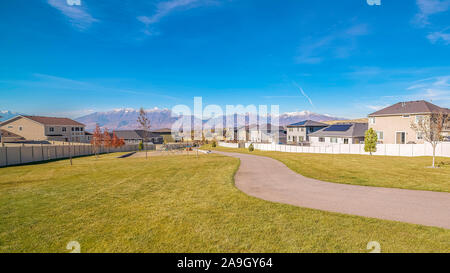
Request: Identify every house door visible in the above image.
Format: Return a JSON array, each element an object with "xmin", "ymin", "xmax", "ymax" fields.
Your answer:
[{"xmin": 396, "ymin": 132, "xmax": 406, "ymax": 144}]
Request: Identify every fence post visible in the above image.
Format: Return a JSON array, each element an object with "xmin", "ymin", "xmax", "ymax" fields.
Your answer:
[{"xmin": 5, "ymin": 146, "xmax": 8, "ymax": 166}]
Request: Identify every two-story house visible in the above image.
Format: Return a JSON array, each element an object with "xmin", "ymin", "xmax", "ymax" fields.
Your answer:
[
  {"xmin": 286, "ymin": 120, "xmax": 328, "ymax": 144},
  {"xmin": 0, "ymin": 115, "xmax": 90, "ymax": 143},
  {"xmin": 368, "ymin": 100, "xmax": 450, "ymax": 144},
  {"xmin": 249, "ymin": 124, "xmax": 286, "ymax": 144}
]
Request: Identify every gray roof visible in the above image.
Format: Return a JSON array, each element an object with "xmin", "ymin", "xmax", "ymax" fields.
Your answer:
[
  {"xmin": 113, "ymin": 130, "xmax": 160, "ymax": 140},
  {"xmin": 368, "ymin": 100, "xmax": 450, "ymax": 117},
  {"xmin": 309, "ymin": 123, "xmax": 368, "ymax": 138},
  {"xmin": 287, "ymin": 120, "xmax": 328, "ymax": 127}
]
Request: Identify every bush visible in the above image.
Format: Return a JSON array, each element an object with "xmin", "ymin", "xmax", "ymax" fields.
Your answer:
[
  {"xmin": 248, "ymin": 143, "xmax": 254, "ymax": 152},
  {"xmin": 138, "ymin": 141, "xmax": 144, "ymax": 151},
  {"xmin": 212, "ymin": 141, "xmax": 217, "ymax": 148}
]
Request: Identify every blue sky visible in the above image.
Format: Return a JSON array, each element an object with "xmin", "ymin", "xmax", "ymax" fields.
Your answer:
[{"xmin": 0, "ymin": 0, "xmax": 449, "ymax": 118}]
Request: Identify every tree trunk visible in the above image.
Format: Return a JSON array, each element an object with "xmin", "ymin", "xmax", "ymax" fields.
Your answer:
[{"xmin": 432, "ymin": 144, "xmax": 436, "ymax": 168}]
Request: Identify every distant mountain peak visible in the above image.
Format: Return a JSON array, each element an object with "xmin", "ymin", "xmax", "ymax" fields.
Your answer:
[{"xmin": 76, "ymin": 108, "xmax": 344, "ymax": 130}]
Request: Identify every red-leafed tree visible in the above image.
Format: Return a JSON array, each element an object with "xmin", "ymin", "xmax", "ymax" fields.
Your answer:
[
  {"xmin": 103, "ymin": 128, "xmax": 112, "ymax": 153},
  {"xmin": 118, "ymin": 138, "xmax": 125, "ymax": 147},
  {"xmin": 111, "ymin": 131, "xmax": 120, "ymax": 148},
  {"xmin": 91, "ymin": 124, "xmax": 103, "ymax": 158}
]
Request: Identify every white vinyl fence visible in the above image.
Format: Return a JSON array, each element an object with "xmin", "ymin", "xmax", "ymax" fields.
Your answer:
[
  {"xmin": 0, "ymin": 144, "xmax": 140, "ymax": 167},
  {"xmin": 219, "ymin": 142, "xmax": 240, "ymax": 149},
  {"xmin": 243, "ymin": 142, "xmax": 450, "ymax": 157}
]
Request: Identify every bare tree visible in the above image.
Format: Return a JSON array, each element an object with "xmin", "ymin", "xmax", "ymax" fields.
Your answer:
[
  {"xmin": 411, "ymin": 112, "xmax": 449, "ymax": 168},
  {"xmin": 137, "ymin": 107, "xmax": 151, "ymax": 159}
]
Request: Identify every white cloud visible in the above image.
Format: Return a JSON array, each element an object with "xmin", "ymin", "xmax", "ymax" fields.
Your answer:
[
  {"xmin": 137, "ymin": 0, "xmax": 214, "ymax": 35},
  {"xmin": 407, "ymin": 75, "xmax": 450, "ymax": 102},
  {"xmin": 47, "ymin": 0, "xmax": 98, "ymax": 30},
  {"xmin": 414, "ymin": 0, "xmax": 450, "ymax": 26},
  {"xmin": 427, "ymin": 29, "xmax": 450, "ymax": 44}
]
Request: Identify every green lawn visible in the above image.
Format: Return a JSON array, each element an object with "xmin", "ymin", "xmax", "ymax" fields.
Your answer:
[
  {"xmin": 0, "ymin": 153, "xmax": 449, "ymax": 253},
  {"xmin": 204, "ymin": 145, "xmax": 450, "ymax": 193}
]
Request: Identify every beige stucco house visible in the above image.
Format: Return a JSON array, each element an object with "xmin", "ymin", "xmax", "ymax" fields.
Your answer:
[
  {"xmin": 0, "ymin": 115, "xmax": 90, "ymax": 143},
  {"xmin": 368, "ymin": 101, "xmax": 450, "ymax": 144}
]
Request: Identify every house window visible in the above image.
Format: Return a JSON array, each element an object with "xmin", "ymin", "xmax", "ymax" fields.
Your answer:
[
  {"xmin": 376, "ymin": 131, "xmax": 384, "ymax": 140},
  {"xmin": 344, "ymin": 138, "xmax": 349, "ymax": 144},
  {"xmin": 49, "ymin": 127, "xmax": 54, "ymax": 132},
  {"xmin": 75, "ymin": 127, "xmax": 80, "ymax": 131},
  {"xmin": 8, "ymin": 125, "xmax": 13, "ymax": 129},
  {"xmin": 417, "ymin": 132, "xmax": 424, "ymax": 140},
  {"xmin": 289, "ymin": 128, "xmax": 293, "ymax": 132},
  {"xmin": 319, "ymin": 137, "xmax": 325, "ymax": 143},
  {"xmin": 299, "ymin": 136, "xmax": 304, "ymax": 142},
  {"xmin": 71, "ymin": 127, "xmax": 74, "ymax": 131},
  {"xmin": 19, "ymin": 126, "xmax": 23, "ymax": 131},
  {"xmin": 80, "ymin": 127, "xmax": 84, "ymax": 132},
  {"xmin": 330, "ymin": 137, "xmax": 338, "ymax": 143},
  {"xmin": 415, "ymin": 115, "xmax": 424, "ymax": 124},
  {"xmin": 369, "ymin": 117, "xmax": 376, "ymax": 124},
  {"xmin": 403, "ymin": 115, "xmax": 410, "ymax": 118},
  {"xmin": 62, "ymin": 127, "xmax": 66, "ymax": 132}
]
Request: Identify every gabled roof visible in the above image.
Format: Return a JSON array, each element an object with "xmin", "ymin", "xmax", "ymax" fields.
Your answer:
[
  {"xmin": 151, "ymin": 128, "xmax": 172, "ymax": 134},
  {"xmin": 113, "ymin": 130, "xmax": 161, "ymax": 139},
  {"xmin": 368, "ymin": 100, "xmax": 450, "ymax": 117},
  {"xmin": 0, "ymin": 129, "xmax": 24, "ymax": 139},
  {"xmin": 309, "ymin": 123, "xmax": 368, "ymax": 138},
  {"xmin": 0, "ymin": 115, "xmax": 85, "ymax": 126},
  {"xmin": 287, "ymin": 120, "xmax": 328, "ymax": 127}
]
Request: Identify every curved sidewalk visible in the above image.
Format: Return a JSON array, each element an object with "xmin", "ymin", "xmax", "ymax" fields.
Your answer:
[{"xmin": 214, "ymin": 151, "xmax": 450, "ymax": 229}]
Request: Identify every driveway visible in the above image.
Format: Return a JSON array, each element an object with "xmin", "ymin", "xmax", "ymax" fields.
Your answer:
[{"xmin": 213, "ymin": 151, "xmax": 450, "ymax": 229}]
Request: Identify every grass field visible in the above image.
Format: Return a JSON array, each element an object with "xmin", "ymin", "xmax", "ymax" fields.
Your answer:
[
  {"xmin": 0, "ymin": 153, "xmax": 449, "ymax": 253},
  {"xmin": 204, "ymin": 145, "xmax": 450, "ymax": 193}
]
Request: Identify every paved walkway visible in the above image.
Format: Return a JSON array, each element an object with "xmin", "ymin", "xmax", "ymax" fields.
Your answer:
[{"xmin": 214, "ymin": 151, "xmax": 450, "ymax": 229}]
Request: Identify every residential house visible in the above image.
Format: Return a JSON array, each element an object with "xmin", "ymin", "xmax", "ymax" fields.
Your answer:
[
  {"xmin": 237, "ymin": 126, "xmax": 250, "ymax": 142},
  {"xmin": 368, "ymin": 100, "xmax": 450, "ymax": 144},
  {"xmin": 309, "ymin": 123, "xmax": 368, "ymax": 145},
  {"xmin": 151, "ymin": 128, "xmax": 175, "ymax": 143},
  {"xmin": 249, "ymin": 124, "xmax": 286, "ymax": 144},
  {"xmin": 0, "ymin": 115, "xmax": 90, "ymax": 143},
  {"xmin": 286, "ymin": 120, "xmax": 328, "ymax": 144},
  {"xmin": 113, "ymin": 130, "xmax": 163, "ymax": 145}
]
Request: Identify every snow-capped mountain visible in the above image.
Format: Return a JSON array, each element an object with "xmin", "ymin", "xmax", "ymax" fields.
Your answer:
[
  {"xmin": 0, "ymin": 111, "xmax": 22, "ymax": 122},
  {"xmin": 76, "ymin": 108, "xmax": 344, "ymax": 130},
  {"xmin": 76, "ymin": 108, "xmax": 179, "ymax": 130}
]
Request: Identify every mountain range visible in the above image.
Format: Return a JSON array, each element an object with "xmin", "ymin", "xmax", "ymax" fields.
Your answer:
[
  {"xmin": 76, "ymin": 108, "xmax": 344, "ymax": 130},
  {"xmin": 0, "ymin": 108, "xmax": 345, "ymax": 130},
  {"xmin": 0, "ymin": 111, "xmax": 22, "ymax": 122}
]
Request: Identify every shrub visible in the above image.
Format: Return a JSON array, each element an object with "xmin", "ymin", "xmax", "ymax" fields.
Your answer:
[
  {"xmin": 212, "ymin": 141, "xmax": 217, "ymax": 148},
  {"xmin": 364, "ymin": 128, "xmax": 378, "ymax": 155},
  {"xmin": 138, "ymin": 141, "xmax": 144, "ymax": 151},
  {"xmin": 248, "ymin": 143, "xmax": 254, "ymax": 152}
]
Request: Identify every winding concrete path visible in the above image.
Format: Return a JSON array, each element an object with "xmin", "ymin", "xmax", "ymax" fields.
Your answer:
[{"xmin": 214, "ymin": 151, "xmax": 450, "ymax": 229}]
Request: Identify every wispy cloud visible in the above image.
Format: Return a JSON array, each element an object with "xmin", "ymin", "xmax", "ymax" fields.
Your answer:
[
  {"xmin": 293, "ymin": 82, "xmax": 314, "ymax": 107},
  {"xmin": 414, "ymin": 0, "xmax": 450, "ymax": 27},
  {"xmin": 47, "ymin": 0, "xmax": 98, "ymax": 30},
  {"xmin": 427, "ymin": 28, "xmax": 450, "ymax": 44},
  {"xmin": 1, "ymin": 73, "xmax": 179, "ymax": 100},
  {"xmin": 296, "ymin": 24, "xmax": 369, "ymax": 64},
  {"xmin": 137, "ymin": 0, "xmax": 215, "ymax": 35}
]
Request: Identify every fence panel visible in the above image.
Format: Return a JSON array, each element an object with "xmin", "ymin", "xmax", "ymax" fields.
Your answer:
[{"xmin": 238, "ymin": 142, "xmax": 450, "ymax": 157}]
